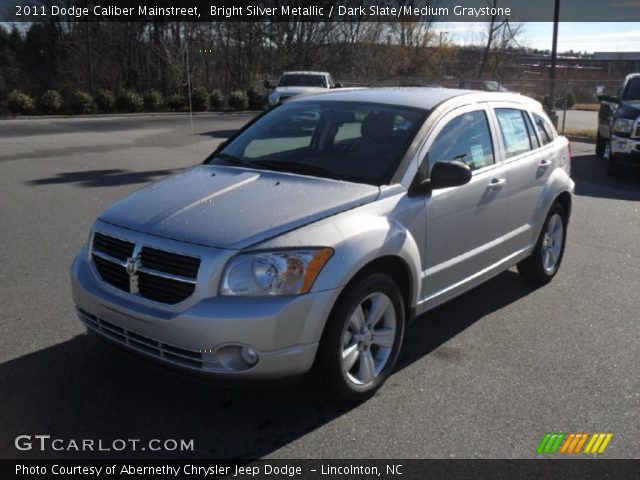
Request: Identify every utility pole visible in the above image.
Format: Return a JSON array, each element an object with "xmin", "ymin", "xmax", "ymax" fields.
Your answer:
[
  {"xmin": 548, "ymin": 0, "xmax": 560, "ymax": 125},
  {"xmin": 84, "ymin": 0, "xmax": 94, "ymax": 94}
]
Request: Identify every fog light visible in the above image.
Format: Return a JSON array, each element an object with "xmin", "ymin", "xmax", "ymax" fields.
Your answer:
[{"xmin": 240, "ymin": 346, "xmax": 259, "ymax": 366}]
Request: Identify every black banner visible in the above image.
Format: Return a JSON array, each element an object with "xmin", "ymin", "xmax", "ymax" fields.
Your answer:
[
  {"xmin": 3, "ymin": 459, "xmax": 640, "ymax": 480},
  {"xmin": 1, "ymin": 0, "xmax": 640, "ymax": 22}
]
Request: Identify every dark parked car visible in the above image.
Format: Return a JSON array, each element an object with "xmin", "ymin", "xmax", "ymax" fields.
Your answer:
[{"xmin": 596, "ymin": 73, "xmax": 640, "ymax": 176}]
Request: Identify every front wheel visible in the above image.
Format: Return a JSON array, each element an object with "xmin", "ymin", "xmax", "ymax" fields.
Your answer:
[
  {"xmin": 517, "ymin": 203, "xmax": 568, "ymax": 284},
  {"xmin": 595, "ymin": 133, "xmax": 606, "ymax": 159},
  {"xmin": 313, "ymin": 273, "xmax": 405, "ymax": 402}
]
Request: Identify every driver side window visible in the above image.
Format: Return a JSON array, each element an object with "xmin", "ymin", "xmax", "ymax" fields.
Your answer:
[{"xmin": 429, "ymin": 110, "xmax": 495, "ymax": 171}]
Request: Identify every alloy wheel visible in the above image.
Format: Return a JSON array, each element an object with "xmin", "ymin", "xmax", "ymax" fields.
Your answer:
[
  {"xmin": 541, "ymin": 213, "xmax": 564, "ymax": 274},
  {"xmin": 340, "ymin": 292, "xmax": 397, "ymax": 387}
]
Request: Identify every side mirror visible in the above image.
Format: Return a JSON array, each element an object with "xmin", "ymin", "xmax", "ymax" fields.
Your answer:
[
  {"xmin": 333, "ymin": 83, "xmax": 343, "ymax": 89},
  {"xmin": 263, "ymin": 79, "xmax": 274, "ymax": 89},
  {"xmin": 430, "ymin": 161, "xmax": 472, "ymax": 189},
  {"xmin": 598, "ymin": 95, "xmax": 619, "ymax": 103},
  {"xmin": 410, "ymin": 160, "xmax": 472, "ymax": 195}
]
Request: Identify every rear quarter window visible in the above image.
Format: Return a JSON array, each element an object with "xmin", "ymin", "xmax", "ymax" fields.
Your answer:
[
  {"xmin": 495, "ymin": 108, "xmax": 534, "ymax": 158},
  {"xmin": 532, "ymin": 112, "xmax": 555, "ymax": 145}
]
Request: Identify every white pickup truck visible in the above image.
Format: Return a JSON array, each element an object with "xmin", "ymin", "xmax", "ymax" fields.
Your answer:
[{"xmin": 266, "ymin": 71, "xmax": 341, "ymax": 106}]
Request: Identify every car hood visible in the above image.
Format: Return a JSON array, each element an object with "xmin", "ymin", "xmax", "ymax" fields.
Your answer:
[
  {"xmin": 275, "ymin": 86, "xmax": 327, "ymax": 95},
  {"xmin": 98, "ymin": 165, "xmax": 379, "ymax": 249},
  {"xmin": 617, "ymin": 101, "xmax": 640, "ymax": 118}
]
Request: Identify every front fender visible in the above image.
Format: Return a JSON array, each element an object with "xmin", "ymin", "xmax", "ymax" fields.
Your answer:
[{"xmin": 257, "ymin": 193, "xmax": 424, "ymax": 308}]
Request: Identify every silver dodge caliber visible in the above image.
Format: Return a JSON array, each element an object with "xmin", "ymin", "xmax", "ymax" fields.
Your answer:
[{"xmin": 71, "ymin": 88, "xmax": 574, "ymax": 401}]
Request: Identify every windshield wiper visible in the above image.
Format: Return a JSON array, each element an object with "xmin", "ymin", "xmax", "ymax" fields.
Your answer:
[
  {"xmin": 210, "ymin": 153, "xmax": 248, "ymax": 167},
  {"xmin": 248, "ymin": 159, "xmax": 343, "ymax": 181}
]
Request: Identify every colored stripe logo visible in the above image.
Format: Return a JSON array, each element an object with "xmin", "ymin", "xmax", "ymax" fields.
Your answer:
[{"xmin": 536, "ymin": 433, "xmax": 613, "ymax": 454}]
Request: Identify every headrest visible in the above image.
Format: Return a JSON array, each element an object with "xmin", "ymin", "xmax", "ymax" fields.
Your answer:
[{"xmin": 361, "ymin": 112, "xmax": 394, "ymax": 141}]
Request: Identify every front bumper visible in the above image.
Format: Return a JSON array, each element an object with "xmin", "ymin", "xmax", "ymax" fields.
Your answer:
[
  {"xmin": 610, "ymin": 134, "xmax": 640, "ymax": 163},
  {"xmin": 71, "ymin": 246, "xmax": 341, "ymax": 380}
]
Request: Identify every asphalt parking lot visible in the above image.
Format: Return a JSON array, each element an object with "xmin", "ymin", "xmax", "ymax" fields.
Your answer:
[{"xmin": 0, "ymin": 113, "xmax": 638, "ymax": 459}]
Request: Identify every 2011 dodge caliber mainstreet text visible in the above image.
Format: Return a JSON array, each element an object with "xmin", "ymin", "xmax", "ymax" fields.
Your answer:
[{"xmin": 71, "ymin": 88, "xmax": 574, "ymax": 401}]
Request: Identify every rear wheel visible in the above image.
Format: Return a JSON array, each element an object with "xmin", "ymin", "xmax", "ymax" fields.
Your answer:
[
  {"xmin": 313, "ymin": 273, "xmax": 405, "ymax": 402},
  {"xmin": 517, "ymin": 203, "xmax": 568, "ymax": 284}
]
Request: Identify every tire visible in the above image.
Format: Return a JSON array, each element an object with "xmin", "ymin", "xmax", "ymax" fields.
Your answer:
[
  {"xmin": 595, "ymin": 133, "xmax": 606, "ymax": 159},
  {"xmin": 517, "ymin": 203, "xmax": 568, "ymax": 285},
  {"xmin": 313, "ymin": 273, "xmax": 405, "ymax": 403}
]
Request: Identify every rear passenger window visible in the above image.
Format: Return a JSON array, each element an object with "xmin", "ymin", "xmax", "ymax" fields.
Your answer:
[
  {"xmin": 429, "ymin": 110, "xmax": 494, "ymax": 171},
  {"xmin": 533, "ymin": 113, "xmax": 554, "ymax": 145},
  {"xmin": 495, "ymin": 108, "xmax": 533, "ymax": 158}
]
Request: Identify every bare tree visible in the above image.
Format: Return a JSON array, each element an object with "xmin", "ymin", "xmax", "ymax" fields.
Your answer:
[{"xmin": 477, "ymin": 0, "xmax": 523, "ymax": 77}]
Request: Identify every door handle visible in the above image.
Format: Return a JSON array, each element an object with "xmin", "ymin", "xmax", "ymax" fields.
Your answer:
[
  {"xmin": 539, "ymin": 159, "xmax": 551, "ymax": 167},
  {"xmin": 488, "ymin": 178, "xmax": 506, "ymax": 189}
]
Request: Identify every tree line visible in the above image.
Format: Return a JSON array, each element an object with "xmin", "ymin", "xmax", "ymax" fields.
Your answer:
[{"xmin": 0, "ymin": 11, "xmax": 523, "ymax": 114}]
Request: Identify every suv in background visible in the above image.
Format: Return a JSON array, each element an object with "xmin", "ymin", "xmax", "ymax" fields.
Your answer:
[
  {"xmin": 596, "ymin": 73, "xmax": 640, "ymax": 176},
  {"xmin": 266, "ymin": 71, "xmax": 340, "ymax": 106}
]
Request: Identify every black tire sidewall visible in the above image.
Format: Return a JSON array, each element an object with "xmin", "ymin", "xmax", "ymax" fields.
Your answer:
[{"xmin": 595, "ymin": 134, "xmax": 605, "ymax": 158}]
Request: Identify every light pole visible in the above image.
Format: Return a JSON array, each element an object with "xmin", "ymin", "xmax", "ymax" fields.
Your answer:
[{"xmin": 548, "ymin": 0, "xmax": 560, "ymax": 125}]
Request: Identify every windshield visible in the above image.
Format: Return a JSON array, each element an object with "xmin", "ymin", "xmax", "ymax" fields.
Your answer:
[
  {"xmin": 206, "ymin": 101, "xmax": 428, "ymax": 185},
  {"xmin": 622, "ymin": 78, "xmax": 640, "ymax": 101},
  {"xmin": 278, "ymin": 74, "xmax": 327, "ymax": 88}
]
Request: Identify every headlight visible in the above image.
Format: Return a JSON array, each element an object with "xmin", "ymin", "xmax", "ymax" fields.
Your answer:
[
  {"xmin": 613, "ymin": 118, "xmax": 634, "ymax": 134},
  {"xmin": 221, "ymin": 248, "xmax": 333, "ymax": 296}
]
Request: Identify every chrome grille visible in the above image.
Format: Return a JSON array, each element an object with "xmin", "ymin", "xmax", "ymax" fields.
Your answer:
[
  {"xmin": 137, "ymin": 271, "xmax": 196, "ymax": 304},
  {"xmin": 91, "ymin": 231, "xmax": 200, "ymax": 305},
  {"xmin": 92, "ymin": 254, "xmax": 129, "ymax": 292},
  {"xmin": 140, "ymin": 246, "xmax": 199, "ymax": 278},
  {"xmin": 93, "ymin": 231, "xmax": 134, "ymax": 260},
  {"xmin": 77, "ymin": 308, "xmax": 205, "ymax": 370}
]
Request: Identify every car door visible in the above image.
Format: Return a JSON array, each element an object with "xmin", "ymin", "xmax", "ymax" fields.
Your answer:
[
  {"xmin": 491, "ymin": 106, "xmax": 556, "ymax": 254},
  {"xmin": 418, "ymin": 104, "xmax": 511, "ymax": 308}
]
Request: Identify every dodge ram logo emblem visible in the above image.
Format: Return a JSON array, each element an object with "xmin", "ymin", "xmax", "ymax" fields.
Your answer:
[
  {"xmin": 125, "ymin": 255, "xmax": 141, "ymax": 293},
  {"xmin": 125, "ymin": 255, "xmax": 141, "ymax": 275}
]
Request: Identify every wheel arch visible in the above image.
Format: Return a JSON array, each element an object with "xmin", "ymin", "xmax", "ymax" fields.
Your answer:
[
  {"xmin": 555, "ymin": 190, "xmax": 572, "ymax": 219},
  {"xmin": 319, "ymin": 254, "xmax": 416, "ymax": 349},
  {"xmin": 343, "ymin": 255, "xmax": 414, "ymax": 322},
  {"xmin": 532, "ymin": 165, "xmax": 574, "ymax": 240}
]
